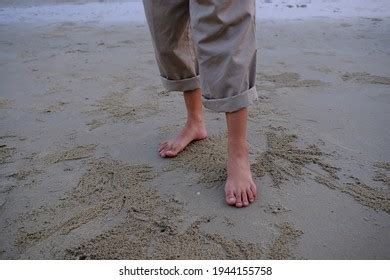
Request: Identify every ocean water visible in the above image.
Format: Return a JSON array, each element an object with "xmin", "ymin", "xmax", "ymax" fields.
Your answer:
[{"xmin": 0, "ymin": 0, "xmax": 389, "ymax": 24}]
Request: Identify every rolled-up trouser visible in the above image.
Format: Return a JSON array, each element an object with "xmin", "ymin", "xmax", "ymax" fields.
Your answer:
[{"xmin": 142, "ymin": 0, "xmax": 258, "ymax": 113}]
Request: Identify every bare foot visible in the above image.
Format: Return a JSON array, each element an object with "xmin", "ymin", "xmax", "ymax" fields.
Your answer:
[
  {"xmin": 159, "ymin": 121, "xmax": 207, "ymax": 157},
  {"xmin": 224, "ymin": 147, "xmax": 257, "ymax": 208}
]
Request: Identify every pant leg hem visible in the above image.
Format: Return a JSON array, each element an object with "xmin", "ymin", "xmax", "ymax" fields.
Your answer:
[
  {"xmin": 161, "ymin": 75, "xmax": 201, "ymax": 92},
  {"xmin": 202, "ymin": 86, "xmax": 258, "ymax": 113}
]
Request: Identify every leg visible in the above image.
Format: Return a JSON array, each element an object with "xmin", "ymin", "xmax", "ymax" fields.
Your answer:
[
  {"xmin": 225, "ymin": 107, "xmax": 257, "ymax": 207},
  {"xmin": 143, "ymin": 0, "xmax": 199, "ymax": 89},
  {"xmin": 143, "ymin": 0, "xmax": 208, "ymax": 157},
  {"xmin": 190, "ymin": 0, "xmax": 258, "ymax": 206},
  {"xmin": 159, "ymin": 88, "xmax": 207, "ymax": 157},
  {"xmin": 189, "ymin": 0, "xmax": 258, "ymax": 113}
]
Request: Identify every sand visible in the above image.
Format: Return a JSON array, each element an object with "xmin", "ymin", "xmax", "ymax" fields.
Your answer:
[
  {"xmin": 266, "ymin": 223, "xmax": 303, "ymax": 259},
  {"xmin": 0, "ymin": 145, "xmax": 15, "ymax": 164},
  {"xmin": 251, "ymin": 130, "xmax": 339, "ymax": 186},
  {"xmin": 373, "ymin": 162, "xmax": 390, "ymax": 187},
  {"xmin": 341, "ymin": 72, "xmax": 390, "ymax": 85},
  {"xmin": 256, "ymin": 72, "xmax": 328, "ymax": 91},
  {"xmin": 165, "ymin": 134, "xmax": 228, "ymax": 185},
  {"xmin": 43, "ymin": 144, "xmax": 97, "ymax": 164},
  {"xmin": 0, "ymin": 1, "xmax": 390, "ymax": 260}
]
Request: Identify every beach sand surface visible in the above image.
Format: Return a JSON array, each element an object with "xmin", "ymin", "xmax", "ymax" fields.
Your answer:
[{"xmin": 0, "ymin": 1, "xmax": 389, "ymax": 259}]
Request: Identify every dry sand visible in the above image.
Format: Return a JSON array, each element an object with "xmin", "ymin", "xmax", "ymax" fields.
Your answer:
[{"xmin": 0, "ymin": 5, "xmax": 390, "ymax": 259}]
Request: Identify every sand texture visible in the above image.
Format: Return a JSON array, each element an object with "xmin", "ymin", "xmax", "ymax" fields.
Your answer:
[{"xmin": 1, "ymin": 6, "xmax": 390, "ymax": 259}]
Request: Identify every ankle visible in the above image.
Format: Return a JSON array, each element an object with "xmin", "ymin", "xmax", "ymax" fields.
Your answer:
[
  {"xmin": 186, "ymin": 115, "xmax": 205, "ymax": 127},
  {"xmin": 228, "ymin": 141, "xmax": 249, "ymax": 158}
]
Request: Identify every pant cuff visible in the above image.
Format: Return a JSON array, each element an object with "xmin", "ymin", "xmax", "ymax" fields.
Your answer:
[
  {"xmin": 202, "ymin": 86, "xmax": 258, "ymax": 113},
  {"xmin": 161, "ymin": 75, "xmax": 201, "ymax": 92}
]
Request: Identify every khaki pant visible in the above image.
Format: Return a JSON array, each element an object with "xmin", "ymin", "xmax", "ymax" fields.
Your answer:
[{"xmin": 143, "ymin": 0, "xmax": 258, "ymax": 113}]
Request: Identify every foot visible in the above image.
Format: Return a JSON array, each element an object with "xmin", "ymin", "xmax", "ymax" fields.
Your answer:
[
  {"xmin": 224, "ymin": 146, "xmax": 257, "ymax": 208},
  {"xmin": 159, "ymin": 121, "xmax": 207, "ymax": 157}
]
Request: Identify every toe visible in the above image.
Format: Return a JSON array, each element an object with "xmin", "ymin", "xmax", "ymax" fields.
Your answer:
[
  {"xmin": 161, "ymin": 143, "xmax": 172, "ymax": 154},
  {"xmin": 164, "ymin": 150, "xmax": 178, "ymax": 157},
  {"xmin": 242, "ymin": 190, "xmax": 249, "ymax": 207},
  {"xmin": 250, "ymin": 183, "xmax": 257, "ymax": 198},
  {"xmin": 235, "ymin": 192, "xmax": 243, "ymax": 208},
  {"xmin": 247, "ymin": 188, "xmax": 255, "ymax": 203},
  {"xmin": 164, "ymin": 144, "xmax": 180, "ymax": 158},
  {"xmin": 225, "ymin": 189, "xmax": 236, "ymax": 205},
  {"xmin": 159, "ymin": 139, "xmax": 168, "ymax": 147},
  {"xmin": 159, "ymin": 142, "xmax": 168, "ymax": 152},
  {"xmin": 159, "ymin": 145, "xmax": 170, "ymax": 157}
]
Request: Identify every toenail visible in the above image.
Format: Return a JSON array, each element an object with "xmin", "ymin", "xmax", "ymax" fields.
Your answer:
[{"xmin": 227, "ymin": 197, "xmax": 235, "ymax": 205}]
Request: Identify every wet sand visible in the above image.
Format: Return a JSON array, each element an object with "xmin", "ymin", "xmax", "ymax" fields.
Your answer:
[{"xmin": 0, "ymin": 4, "xmax": 390, "ymax": 259}]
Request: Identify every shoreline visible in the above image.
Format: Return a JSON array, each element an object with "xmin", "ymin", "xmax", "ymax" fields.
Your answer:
[{"xmin": 1, "ymin": 0, "xmax": 390, "ymax": 26}]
